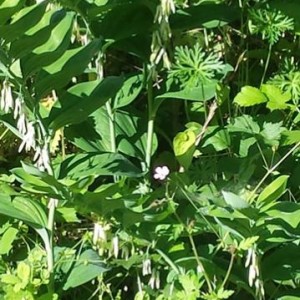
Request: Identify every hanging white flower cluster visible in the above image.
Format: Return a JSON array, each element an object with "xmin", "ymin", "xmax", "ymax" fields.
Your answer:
[
  {"xmin": 0, "ymin": 80, "xmax": 14, "ymax": 113},
  {"xmin": 148, "ymin": 268, "xmax": 160, "ymax": 289},
  {"xmin": 150, "ymin": 0, "xmax": 176, "ymax": 73},
  {"xmin": 0, "ymin": 80, "xmax": 51, "ymax": 172},
  {"xmin": 245, "ymin": 247, "xmax": 265, "ymax": 299},
  {"xmin": 0, "ymin": 80, "xmax": 35, "ymax": 152}
]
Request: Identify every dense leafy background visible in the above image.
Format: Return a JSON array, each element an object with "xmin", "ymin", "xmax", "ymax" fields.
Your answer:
[{"xmin": 1, "ymin": 0, "xmax": 300, "ymax": 299}]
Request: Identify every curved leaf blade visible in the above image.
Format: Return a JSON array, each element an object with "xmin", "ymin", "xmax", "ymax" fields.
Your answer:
[{"xmin": 48, "ymin": 76, "xmax": 123, "ymax": 130}]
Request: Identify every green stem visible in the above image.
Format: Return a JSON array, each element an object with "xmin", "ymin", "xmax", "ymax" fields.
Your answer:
[
  {"xmin": 221, "ymin": 252, "xmax": 235, "ymax": 289},
  {"xmin": 47, "ymin": 197, "xmax": 57, "ymax": 291},
  {"xmin": 106, "ymin": 101, "xmax": 118, "ymax": 182},
  {"xmin": 61, "ymin": 128, "xmax": 66, "ymax": 160},
  {"xmin": 248, "ymin": 141, "xmax": 300, "ymax": 202},
  {"xmin": 261, "ymin": 44, "xmax": 272, "ymax": 86},
  {"xmin": 174, "ymin": 212, "xmax": 213, "ymax": 293},
  {"xmin": 256, "ymin": 141, "xmax": 269, "ymax": 170},
  {"xmin": 145, "ymin": 77, "xmax": 154, "ymax": 171},
  {"xmin": 106, "ymin": 101, "xmax": 116, "ymax": 153},
  {"xmin": 0, "ymin": 128, "xmax": 9, "ymax": 141}
]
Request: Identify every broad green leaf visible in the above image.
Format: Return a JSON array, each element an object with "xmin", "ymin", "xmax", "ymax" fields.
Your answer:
[
  {"xmin": 259, "ymin": 121, "xmax": 284, "ymax": 146},
  {"xmin": 12, "ymin": 163, "xmax": 70, "ymax": 200},
  {"xmin": 173, "ymin": 130, "xmax": 196, "ymax": 170},
  {"xmin": 10, "ymin": 9, "xmax": 66, "ymax": 60},
  {"xmin": 0, "ymin": 194, "xmax": 47, "ymax": 228},
  {"xmin": 0, "ymin": 0, "xmax": 24, "ymax": 26},
  {"xmin": 113, "ymin": 74, "xmax": 143, "ymax": 109},
  {"xmin": 58, "ymin": 152, "xmax": 142, "ymax": 179},
  {"xmin": 56, "ymin": 207, "xmax": 80, "ymax": 223},
  {"xmin": 91, "ymin": 107, "xmax": 158, "ymax": 159},
  {"xmin": 234, "ymin": 86, "xmax": 267, "ymax": 107},
  {"xmin": 90, "ymin": 3, "xmax": 153, "ymax": 41},
  {"xmin": 113, "ymin": 254, "xmax": 144, "ymax": 271},
  {"xmin": 239, "ymin": 137, "xmax": 256, "ymax": 157},
  {"xmin": 34, "ymin": 39, "xmax": 101, "ymax": 98},
  {"xmin": 48, "ymin": 77, "xmax": 123, "ymax": 131},
  {"xmin": 0, "ymin": 1, "xmax": 47, "ymax": 42},
  {"xmin": 75, "ymin": 184, "xmax": 125, "ymax": 216},
  {"xmin": 227, "ymin": 115, "xmax": 260, "ymax": 135},
  {"xmin": 202, "ymin": 127, "xmax": 230, "ymax": 151},
  {"xmin": 278, "ymin": 296, "xmax": 300, "ymax": 300},
  {"xmin": 0, "ymin": 226, "xmax": 18, "ymax": 255},
  {"xmin": 64, "ymin": 120, "xmax": 104, "ymax": 152},
  {"xmin": 261, "ymin": 84, "xmax": 291, "ymax": 111},
  {"xmin": 69, "ymin": 176, "xmax": 94, "ymax": 193},
  {"xmin": 20, "ymin": 11, "xmax": 74, "ymax": 77},
  {"xmin": 265, "ymin": 202, "xmax": 300, "ymax": 229},
  {"xmin": 63, "ymin": 249, "xmax": 109, "ymax": 290},
  {"xmin": 222, "ymin": 191, "xmax": 250, "ymax": 209},
  {"xmin": 111, "ymin": 34, "xmax": 151, "ymax": 60},
  {"xmin": 157, "ymin": 82, "xmax": 216, "ymax": 102},
  {"xmin": 257, "ymin": 175, "xmax": 289, "ymax": 206},
  {"xmin": 262, "ymin": 244, "xmax": 300, "ymax": 281},
  {"xmin": 170, "ymin": 4, "xmax": 239, "ymax": 30}
]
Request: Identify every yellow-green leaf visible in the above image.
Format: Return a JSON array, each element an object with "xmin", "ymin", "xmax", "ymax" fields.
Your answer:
[
  {"xmin": 234, "ymin": 86, "xmax": 267, "ymax": 107},
  {"xmin": 257, "ymin": 175, "xmax": 289, "ymax": 206},
  {"xmin": 173, "ymin": 130, "xmax": 196, "ymax": 170},
  {"xmin": 261, "ymin": 84, "xmax": 291, "ymax": 111}
]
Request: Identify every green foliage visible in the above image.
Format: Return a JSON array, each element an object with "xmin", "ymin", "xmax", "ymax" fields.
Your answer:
[
  {"xmin": 248, "ymin": 6, "xmax": 294, "ymax": 45},
  {"xmin": 234, "ymin": 86, "xmax": 267, "ymax": 107},
  {"xmin": 168, "ymin": 43, "xmax": 226, "ymax": 87},
  {"xmin": 0, "ymin": 0, "xmax": 300, "ymax": 299}
]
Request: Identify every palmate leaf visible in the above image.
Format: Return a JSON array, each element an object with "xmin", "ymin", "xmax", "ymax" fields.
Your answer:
[
  {"xmin": 249, "ymin": 7, "xmax": 294, "ymax": 45},
  {"xmin": 270, "ymin": 0, "xmax": 300, "ymax": 34},
  {"xmin": 168, "ymin": 44, "xmax": 227, "ymax": 89}
]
